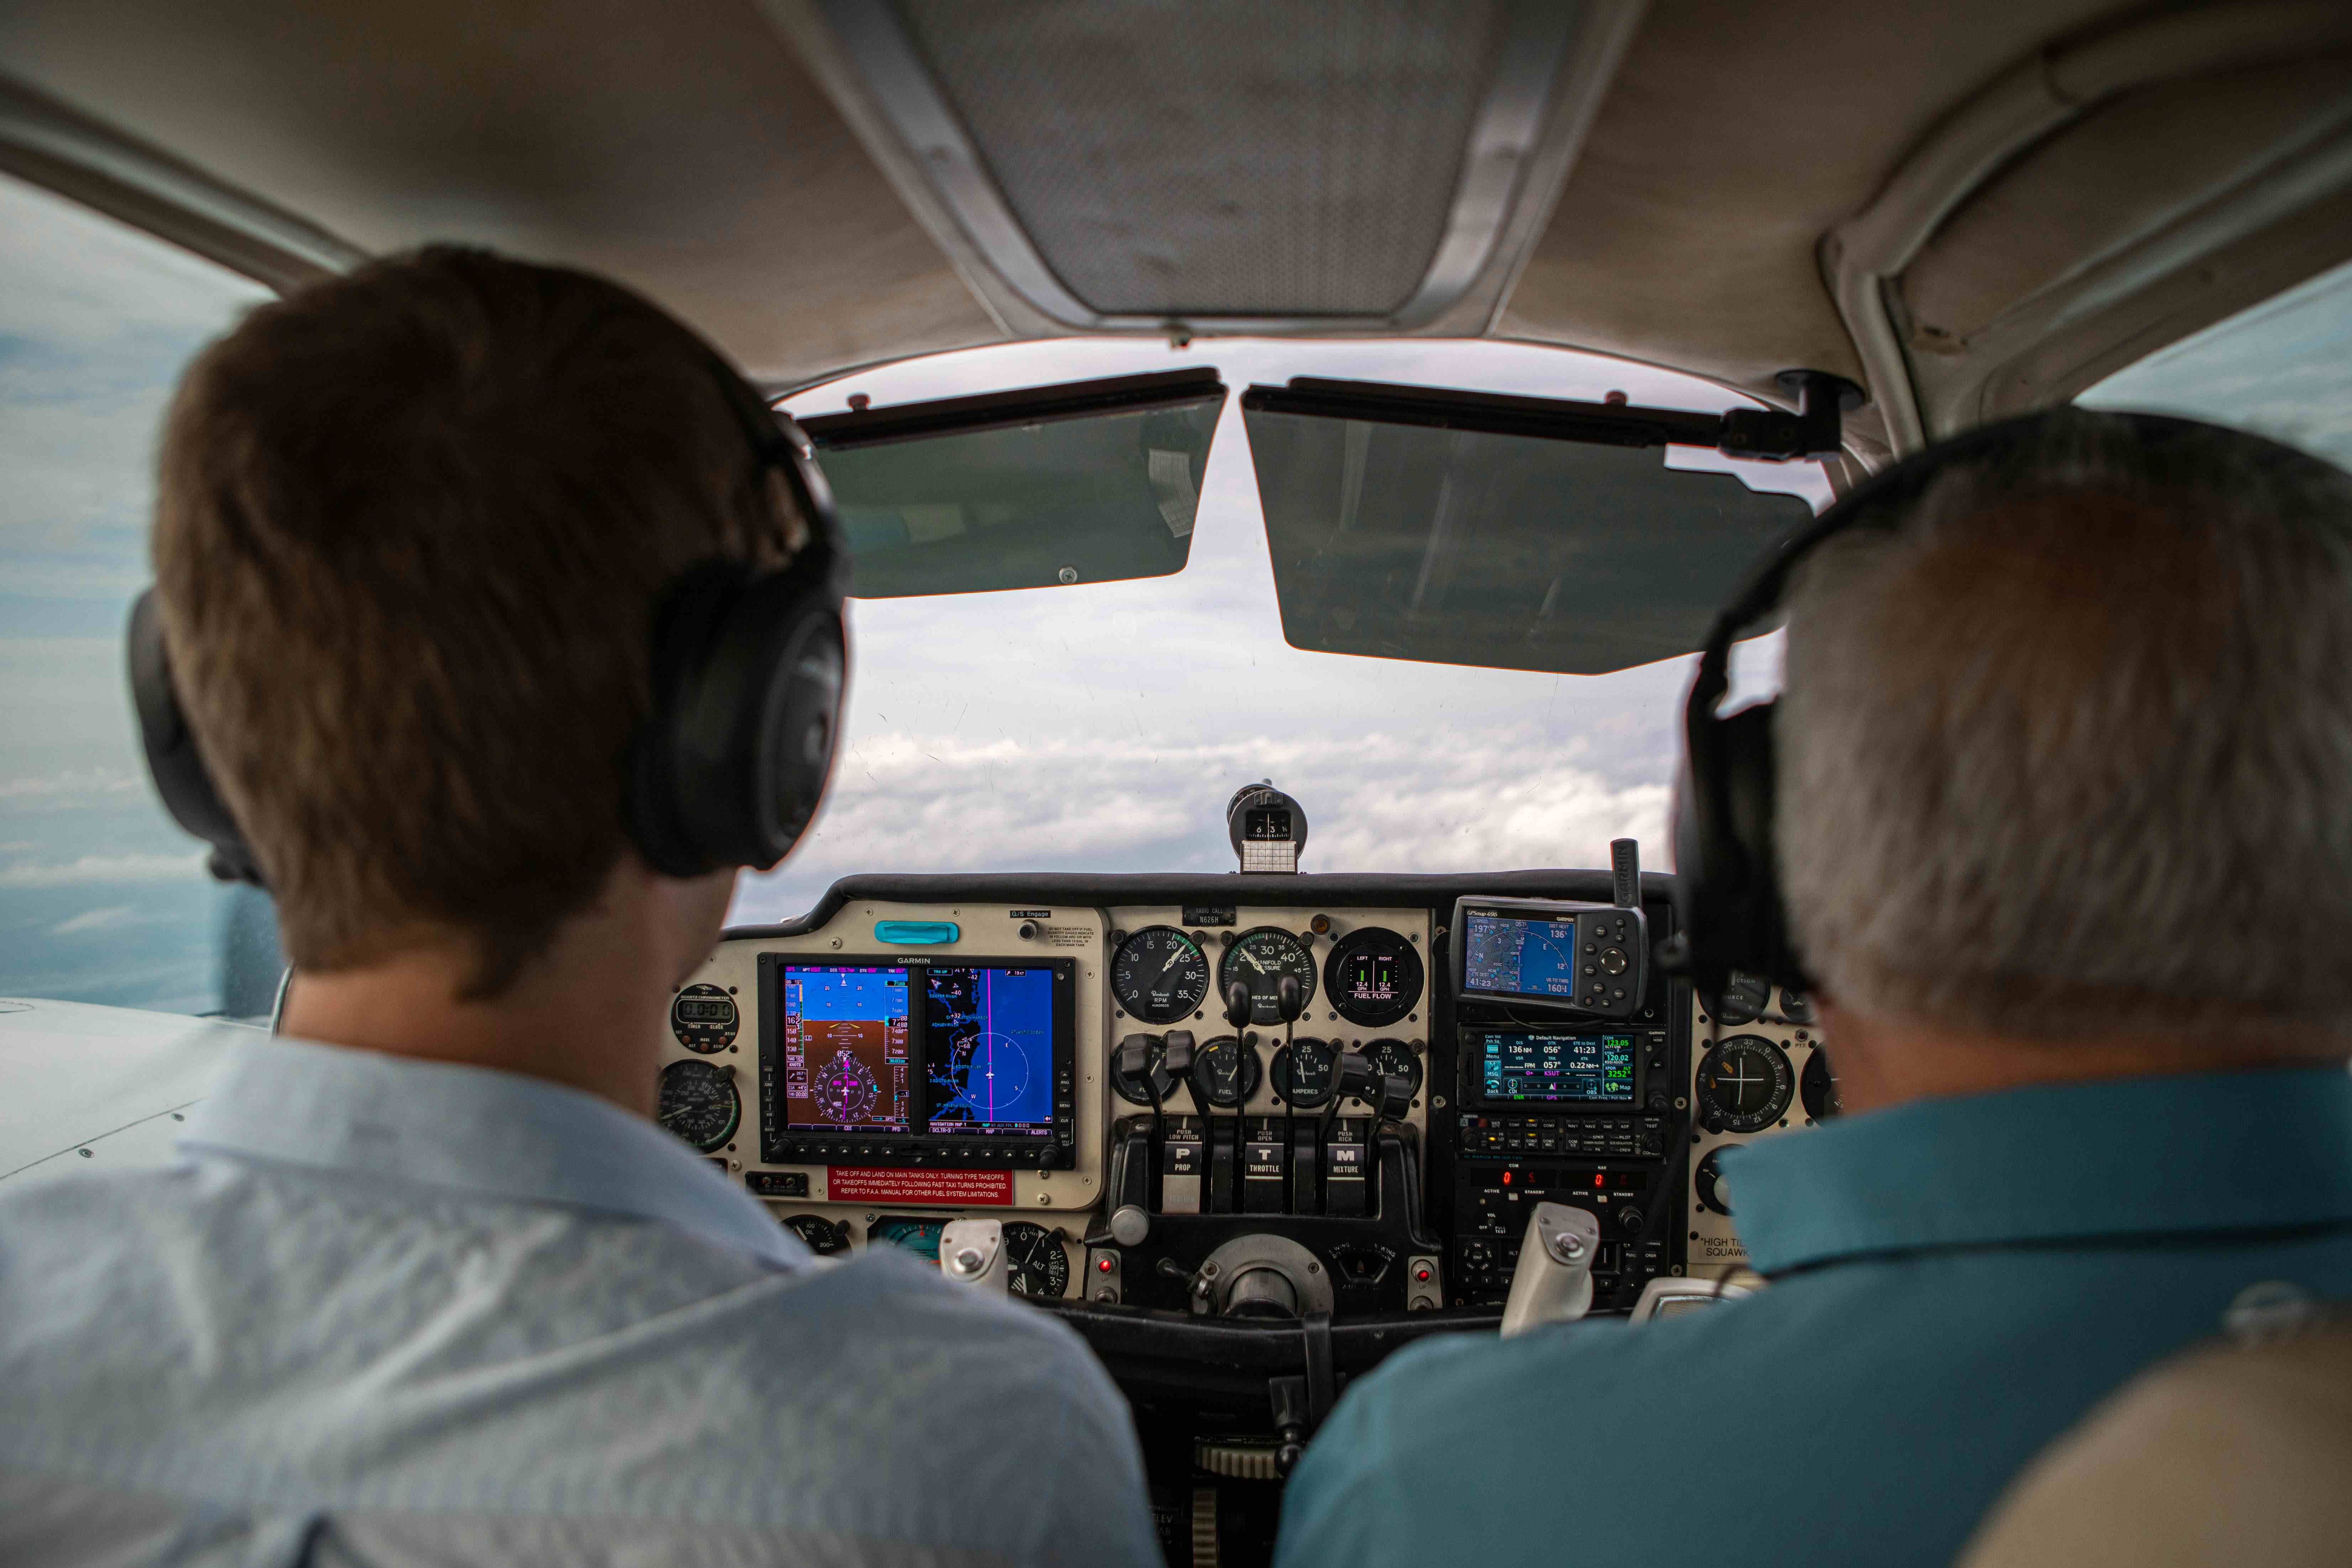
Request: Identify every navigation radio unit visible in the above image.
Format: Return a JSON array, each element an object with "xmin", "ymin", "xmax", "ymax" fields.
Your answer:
[{"xmin": 755, "ymin": 954, "xmax": 1077, "ymax": 1168}]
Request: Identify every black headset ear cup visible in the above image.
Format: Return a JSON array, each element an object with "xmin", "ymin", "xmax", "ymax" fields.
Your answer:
[
  {"xmin": 1671, "ymin": 698, "xmax": 1796, "ymax": 1004},
  {"xmin": 628, "ymin": 560, "xmax": 846, "ymax": 877},
  {"xmin": 125, "ymin": 590, "xmax": 265, "ymax": 886}
]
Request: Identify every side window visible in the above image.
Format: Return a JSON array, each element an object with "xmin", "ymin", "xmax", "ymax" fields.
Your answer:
[
  {"xmin": 0, "ymin": 175, "xmax": 279, "ymax": 1017},
  {"xmin": 2078, "ymin": 257, "xmax": 2352, "ymax": 469}
]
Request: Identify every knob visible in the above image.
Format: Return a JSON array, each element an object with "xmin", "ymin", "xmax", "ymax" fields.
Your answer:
[
  {"xmin": 1223, "ymin": 979, "xmax": 1253, "ymax": 1030},
  {"xmin": 1018, "ymin": 921, "xmax": 1038, "ymax": 940},
  {"xmin": 1110, "ymin": 1205, "xmax": 1150, "ymax": 1246},
  {"xmin": 1617, "ymin": 1206, "xmax": 1645, "ymax": 1235}
]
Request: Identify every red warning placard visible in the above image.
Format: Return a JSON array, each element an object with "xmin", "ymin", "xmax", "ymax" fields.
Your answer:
[{"xmin": 826, "ymin": 1167, "xmax": 1016, "ymax": 1206}]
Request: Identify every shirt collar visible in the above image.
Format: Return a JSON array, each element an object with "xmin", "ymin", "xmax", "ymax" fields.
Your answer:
[
  {"xmin": 181, "ymin": 1036, "xmax": 808, "ymax": 1271},
  {"xmin": 1725, "ymin": 1065, "xmax": 2352, "ymax": 1274}
]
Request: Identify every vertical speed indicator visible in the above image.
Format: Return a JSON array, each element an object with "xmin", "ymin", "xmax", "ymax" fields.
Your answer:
[{"xmin": 1110, "ymin": 926, "xmax": 1211, "ymax": 1023}]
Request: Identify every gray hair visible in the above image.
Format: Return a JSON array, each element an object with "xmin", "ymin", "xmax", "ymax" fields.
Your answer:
[{"xmin": 1778, "ymin": 410, "xmax": 2352, "ymax": 1039}]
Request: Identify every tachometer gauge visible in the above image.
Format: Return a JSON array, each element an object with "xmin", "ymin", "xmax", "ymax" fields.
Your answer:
[
  {"xmin": 1324, "ymin": 927, "xmax": 1423, "ymax": 1027},
  {"xmin": 1190, "ymin": 1034, "xmax": 1263, "ymax": 1108},
  {"xmin": 1002, "ymin": 1221, "xmax": 1070, "ymax": 1299},
  {"xmin": 1218, "ymin": 926, "xmax": 1317, "ymax": 1025},
  {"xmin": 1712, "ymin": 971, "xmax": 1770, "ymax": 1027},
  {"xmin": 1271, "ymin": 1037, "xmax": 1338, "ymax": 1108},
  {"xmin": 1110, "ymin": 926, "xmax": 1211, "ymax": 1023},
  {"xmin": 657, "ymin": 1059, "xmax": 740, "ymax": 1151},
  {"xmin": 1801, "ymin": 1048, "xmax": 1842, "ymax": 1121},
  {"xmin": 670, "ymin": 982, "xmax": 739, "ymax": 1053},
  {"xmin": 1362, "ymin": 1037, "xmax": 1424, "ymax": 1101},
  {"xmin": 1695, "ymin": 1035, "xmax": 1793, "ymax": 1133}
]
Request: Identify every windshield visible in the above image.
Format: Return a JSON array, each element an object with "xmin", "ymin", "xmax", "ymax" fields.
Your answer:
[
  {"xmin": 736, "ymin": 339, "xmax": 1827, "ymax": 925},
  {"xmin": 2078, "ymin": 256, "xmax": 2352, "ymax": 468},
  {"xmin": 0, "ymin": 175, "xmax": 274, "ymax": 1015}
]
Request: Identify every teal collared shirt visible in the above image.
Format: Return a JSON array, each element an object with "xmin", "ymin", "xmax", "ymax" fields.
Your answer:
[{"xmin": 1277, "ymin": 1067, "xmax": 2352, "ymax": 1568}]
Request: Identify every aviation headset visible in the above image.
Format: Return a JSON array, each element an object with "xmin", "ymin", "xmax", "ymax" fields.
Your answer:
[
  {"xmin": 127, "ymin": 348, "xmax": 849, "ymax": 887},
  {"xmin": 1669, "ymin": 408, "xmax": 2248, "ymax": 1010}
]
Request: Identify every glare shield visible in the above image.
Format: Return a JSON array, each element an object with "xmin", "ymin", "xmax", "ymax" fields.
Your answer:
[
  {"xmin": 1241, "ymin": 379, "xmax": 1819, "ymax": 675},
  {"xmin": 799, "ymin": 369, "xmax": 1225, "ymax": 598}
]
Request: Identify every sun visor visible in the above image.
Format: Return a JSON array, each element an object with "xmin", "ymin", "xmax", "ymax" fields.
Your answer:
[
  {"xmin": 1240, "ymin": 378, "xmax": 1824, "ymax": 675},
  {"xmin": 798, "ymin": 369, "xmax": 1225, "ymax": 598}
]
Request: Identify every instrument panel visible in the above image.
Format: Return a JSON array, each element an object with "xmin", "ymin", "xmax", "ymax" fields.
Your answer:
[
  {"xmin": 1686, "ymin": 973, "xmax": 1835, "ymax": 1277},
  {"xmin": 662, "ymin": 890, "xmax": 1438, "ymax": 1301}
]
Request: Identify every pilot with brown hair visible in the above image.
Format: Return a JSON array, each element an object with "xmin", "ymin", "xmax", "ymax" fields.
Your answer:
[
  {"xmin": 1276, "ymin": 409, "xmax": 2352, "ymax": 1567},
  {"xmin": 0, "ymin": 248, "xmax": 1158, "ymax": 1567}
]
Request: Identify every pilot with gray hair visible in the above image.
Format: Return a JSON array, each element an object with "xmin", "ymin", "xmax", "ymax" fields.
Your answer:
[{"xmin": 1276, "ymin": 408, "xmax": 2352, "ymax": 1568}]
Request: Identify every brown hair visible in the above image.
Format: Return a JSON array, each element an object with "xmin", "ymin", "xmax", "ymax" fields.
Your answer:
[{"xmin": 154, "ymin": 246, "xmax": 802, "ymax": 994}]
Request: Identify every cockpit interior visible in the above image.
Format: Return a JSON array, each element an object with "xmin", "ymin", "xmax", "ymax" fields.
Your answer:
[{"xmin": 6, "ymin": 3, "xmax": 2352, "ymax": 1564}]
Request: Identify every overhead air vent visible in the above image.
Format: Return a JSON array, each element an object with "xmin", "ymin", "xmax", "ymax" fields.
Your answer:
[{"xmin": 798, "ymin": 0, "xmax": 1643, "ymax": 333}]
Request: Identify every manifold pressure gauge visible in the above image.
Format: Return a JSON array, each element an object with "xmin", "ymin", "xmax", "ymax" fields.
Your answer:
[{"xmin": 1228, "ymin": 782, "xmax": 1308, "ymax": 873}]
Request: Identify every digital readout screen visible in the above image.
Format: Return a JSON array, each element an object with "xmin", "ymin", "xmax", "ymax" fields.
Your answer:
[
  {"xmin": 1476, "ymin": 1031, "xmax": 1635, "ymax": 1103},
  {"xmin": 781, "ymin": 965, "xmax": 912, "ymax": 1131},
  {"xmin": 678, "ymin": 998, "xmax": 733, "ymax": 1022},
  {"xmin": 1460, "ymin": 910, "xmax": 1580, "ymax": 1000},
  {"xmin": 924, "ymin": 965, "xmax": 1055, "ymax": 1138},
  {"xmin": 1337, "ymin": 950, "xmax": 1404, "ymax": 1007}
]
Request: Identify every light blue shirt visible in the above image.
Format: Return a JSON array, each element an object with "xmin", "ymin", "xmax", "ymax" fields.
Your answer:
[
  {"xmin": 1276, "ymin": 1066, "xmax": 2352, "ymax": 1568},
  {"xmin": 0, "ymin": 1035, "xmax": 1159, "ymax": 1567}
]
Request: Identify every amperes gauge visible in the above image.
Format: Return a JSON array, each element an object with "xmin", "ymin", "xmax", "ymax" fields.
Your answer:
[
  {"xmin": 1324, "ymin": 927, "xmax": 1422, "ymax": 1027},
  {"xmin": 1110, "ymin": 926, "xmax": 1210, "ymax": 1023},
  {"xmin": 1695, "ymin": 1035, "xmax": 1793, "ymax": 1133},
  {"xmin": 1362, "ymin": 1037, "xmax": 1424, "ymax": 1101},
  {"xmin": 1219, "ymin": 926, "xmax": 1316, "ymax": 1025},
  {"xmin": 1271, "ymin": 1037, "xmax": 1337, "ymax": 1108},
  {"xmin": 657, "ymin": 1059, "xmax": 740, "ymax": 1151}
]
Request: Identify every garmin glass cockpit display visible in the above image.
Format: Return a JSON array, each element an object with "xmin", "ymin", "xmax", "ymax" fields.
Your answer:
[{"xmin": 756, "ymin": 955, "xmax": 1077, "ymax": 1168}]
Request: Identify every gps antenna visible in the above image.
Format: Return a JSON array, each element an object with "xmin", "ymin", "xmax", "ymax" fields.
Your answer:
[{"xmin": 1611, "ymin": 838, "xmax": 1641, "ymax": 910}]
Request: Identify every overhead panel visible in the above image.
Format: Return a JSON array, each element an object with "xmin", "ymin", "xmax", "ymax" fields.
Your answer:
[
  {"xmin": 810, "ymin": 0, "xmax": 1641, "ymax": 332},
  {"xmin": 799, "ymin": 369, "xmax": 1226, "ymax": 598},
  {"xmin": 1242, "ymin": 380, "xmax": 1821, "ymax": 676}
]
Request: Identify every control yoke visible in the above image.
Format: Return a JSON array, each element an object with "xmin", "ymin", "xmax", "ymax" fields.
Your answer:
[
  {"xmin": 1500, "ymin": 1203, "xmax": 1600, "ymax": 1337},
  {"xmin": 939, "ymin": 1219, "xmax": 1008, "ymax": 1293}
]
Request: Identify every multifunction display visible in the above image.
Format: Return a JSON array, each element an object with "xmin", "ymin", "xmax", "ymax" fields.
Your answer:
[
  {"xmin": 1461, "ymin": 910, "xmax": 1581, "ymax": 1001},
  {"xmin": 1472, "ymin": 1030, "xmax": 1636, "ymax": 1103},
  {"xmin": 924, "ymin": 965, "xmax": 1055, "ymax": 1140},
  {"xmin": 758, "ymin": 955, "xmax": 1076, "ymax": 1168}
]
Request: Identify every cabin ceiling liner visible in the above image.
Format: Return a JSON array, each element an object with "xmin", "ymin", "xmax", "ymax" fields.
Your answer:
[{"xmin": 805, "ymin": 0, "xmax": 1643, "ymax": 332}]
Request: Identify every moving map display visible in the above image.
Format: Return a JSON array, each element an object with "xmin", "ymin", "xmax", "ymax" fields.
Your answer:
[
  {"xmin": 781, "ymin": 965, "xmax": 912, "ymax": 1131},
  {"xmin": 1461, "ymin": 910, "xmax": 1580, "ymax": 1001},
  {"xmin": 924, "ymin": 965, "xmax": 1055, "ymax": 1138}
]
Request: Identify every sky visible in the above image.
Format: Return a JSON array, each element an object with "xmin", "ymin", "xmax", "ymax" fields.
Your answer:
[{"xmin": 5, "ymin": 162, "xmax": 2351, "ymax": 1017}]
